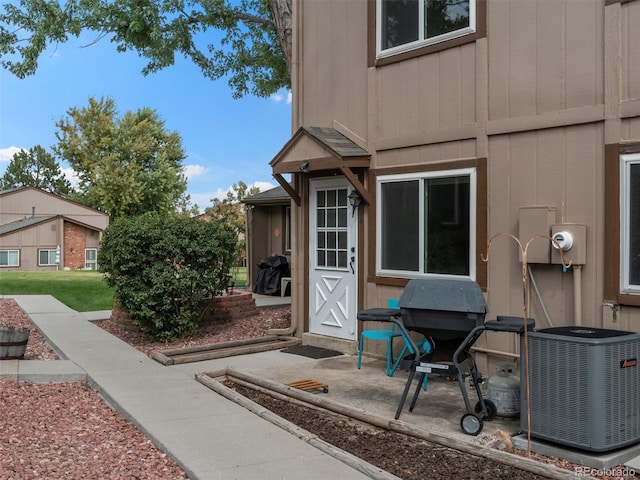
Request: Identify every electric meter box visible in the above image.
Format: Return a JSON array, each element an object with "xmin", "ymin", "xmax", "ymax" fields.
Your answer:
[{"xmin": 551, "ymin": 224, "xmax": 586, "ymax": 265}]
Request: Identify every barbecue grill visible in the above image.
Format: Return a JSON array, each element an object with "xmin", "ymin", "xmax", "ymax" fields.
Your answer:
[{"xmin": 357, "ymin": 277, "xmax": 534, "ymax": 435}]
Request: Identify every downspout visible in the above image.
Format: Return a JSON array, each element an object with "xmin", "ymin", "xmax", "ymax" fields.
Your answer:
[{"xmin": 573, "ymin": 265, "xmax": 582, "ymax": 326}]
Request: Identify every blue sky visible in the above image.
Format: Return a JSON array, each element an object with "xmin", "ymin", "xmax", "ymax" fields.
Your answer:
[{"xmin": 0, "ymin": 33, "xmax": 292, "ymax": 212}]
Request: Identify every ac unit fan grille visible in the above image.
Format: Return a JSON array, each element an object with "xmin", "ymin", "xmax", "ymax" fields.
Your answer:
[
  {"xmin": 524, "ymin": 330, "xmax": 640, "ymax": 452},
  {"xmin": 604, "ymin": 341, "xmax": 640, "ymax": 446},
  {"xmin": 528, "ymin": 338, "xmax": 590, "ymax": 447}
]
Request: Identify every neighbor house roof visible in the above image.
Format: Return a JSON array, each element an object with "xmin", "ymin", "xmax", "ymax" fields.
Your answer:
[
  {"xmin": 243, "ymin": 186, "xmax": 291, "ymax": 206},
  {"xmin": 0, "ymin": 214, "xmax": 104, "ymax": 237},
  {"xmin": 0, "ymin": 215, "xmax": 56, "ymax": 235}
]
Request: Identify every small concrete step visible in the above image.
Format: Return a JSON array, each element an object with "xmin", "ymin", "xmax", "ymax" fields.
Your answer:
[{"xmin": 0, "ymin": 359, "xmax": 86, "ymax": 383}]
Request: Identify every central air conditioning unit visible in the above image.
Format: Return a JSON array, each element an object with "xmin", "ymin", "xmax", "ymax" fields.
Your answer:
[{"xmin": 521, "ymin": 326, "xmax": 640, "ymax": 452}]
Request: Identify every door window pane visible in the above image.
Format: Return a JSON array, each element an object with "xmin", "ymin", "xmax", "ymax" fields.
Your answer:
[{"xmin": 316, "ymin": 187, "xmax": 349, "ymax": 269}]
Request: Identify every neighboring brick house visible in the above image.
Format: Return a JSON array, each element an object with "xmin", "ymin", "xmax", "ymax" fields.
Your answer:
[{"xmin": 0, "ymin": 187, "xmax": 109, "ymax": 271}]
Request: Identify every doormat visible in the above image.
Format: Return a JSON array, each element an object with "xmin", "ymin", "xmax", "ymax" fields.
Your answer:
[{"xmin": 280, "ymin": 345, "xmax": 343, "ymax": 359}]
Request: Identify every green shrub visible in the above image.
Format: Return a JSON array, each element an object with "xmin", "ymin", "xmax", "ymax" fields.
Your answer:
[{"xmin": 98, "ymin": 214, "xmax": 236, "ymax": 341}]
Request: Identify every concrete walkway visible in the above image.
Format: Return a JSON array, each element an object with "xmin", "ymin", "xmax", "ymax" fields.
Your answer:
[{"xmin": 5, "ymin": 295, "xmax": 369, "ymax": 480}]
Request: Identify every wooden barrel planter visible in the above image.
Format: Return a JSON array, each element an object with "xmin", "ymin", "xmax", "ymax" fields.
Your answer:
[{"xmin": 0, "ymin": 326, "xmax": 30, "ymax": 360}]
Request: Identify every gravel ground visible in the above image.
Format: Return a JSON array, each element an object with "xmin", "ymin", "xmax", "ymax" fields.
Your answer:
[
  {"xmin": 96, "ymin": 304, "xmax": 292, "ymax": 357},
  {"xmin": 1, "ymin": 298, "xmax": 637, "ymax": 480},
  {"xmin": 0, "ymin": 299, "xmax": 188, "ymax": 480}
]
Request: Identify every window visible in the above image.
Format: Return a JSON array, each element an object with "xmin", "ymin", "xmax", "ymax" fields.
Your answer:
[
  {"xmin": 316, "ymin": 188, "xmax": 349, "ymax": 269},
  {"xmin": 0, "ymin": 250, "xmax": 19, "ymax": 267},
  {"xmin": 378, "ymin": 0, "xmax": 475, "ymax": 57},
  {"xmin": 377, "ymin": 168, "xmax": 476, "ymax": 278},
  {"xmin": 39, "ymin": 249, "xmax": 58, "ymax": 266},
  {"xmin": 285, "ymin": 206, "xmax": 291, "ymax": 252},
  {"xmin": 85, "ymin": 249, "xmax": 98, "ymax": 270},
  {"xmin": 621, "ymin": 153, "xmax": 640, "ymax": 293}
]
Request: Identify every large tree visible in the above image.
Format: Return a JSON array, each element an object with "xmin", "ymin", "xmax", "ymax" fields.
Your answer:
[
  {"xmin": 54, "ymin": 96, "xmax": 189, "ymax": 218},
  {"xmin": 0, "ymin": 145, "xmax": 73, "ymax": 195},
  {"xmin": 0, "ymin": 0, "xmax": 292, "ymax": 99}
]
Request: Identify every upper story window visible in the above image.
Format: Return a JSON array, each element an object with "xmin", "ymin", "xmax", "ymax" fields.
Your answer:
[
  {"xmin": 376, "ymin": 168, "xmax": 476, "ymax": 278},
  {"xmin": 621, "ymin": 153, "xmax": 640, "ymax": 294},
  {"xmin": 378, "ymin": 0, "xmax": 476, "ymax": 58}
]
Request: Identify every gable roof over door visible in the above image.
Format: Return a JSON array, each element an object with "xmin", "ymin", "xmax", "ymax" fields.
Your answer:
[{"xmin": 270, "ymin": 127, "xmax": 371, "ymax": 205}]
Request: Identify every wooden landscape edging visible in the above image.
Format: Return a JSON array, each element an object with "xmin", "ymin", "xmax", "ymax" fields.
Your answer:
[
  {"xmin": 196, "ymin": 368, "xmax": 594, "ymax": 480},
  {"xmin": 151, "ymin": 336, "xmax": 301, "ymax": 365}
]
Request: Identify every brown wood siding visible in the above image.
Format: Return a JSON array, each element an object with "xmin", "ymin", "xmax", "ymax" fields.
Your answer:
[
  {"xmin": 622, "ymin": 1, "xmax": 640, "ymax": 102},
  {"xmin": 299, "ymin": 0, "xmax": 369, "ymax": 139},
  {"xmin": 487, "ymin": 0, "xmax": 603, "ymax": 122}
]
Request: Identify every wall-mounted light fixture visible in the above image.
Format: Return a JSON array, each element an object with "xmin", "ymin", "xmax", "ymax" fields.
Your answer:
[
  {"xmin": 348, "ymin": 189, "xmax": 362, "ymax": 216},
  {"xmin": 299, "ymin": 161, "xmax": 309, "ymax": 173}
]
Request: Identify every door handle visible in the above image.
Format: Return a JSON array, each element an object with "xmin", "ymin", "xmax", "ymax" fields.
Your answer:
[{"xmin": 350, "ymin": 256, "xmax": 355, "ymax": 274}]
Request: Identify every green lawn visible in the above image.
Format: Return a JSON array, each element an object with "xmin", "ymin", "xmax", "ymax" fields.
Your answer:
[
  {"xmin": 228, "ymin": 266, "xmax": 247, "ymax": 287},
  {"xmin": 0, "ymin": 268, "xmax": 248, "ymax": 312},
  {"xmin": 0, "ymin": 271, "xmax": 115, "ymax": 312}
]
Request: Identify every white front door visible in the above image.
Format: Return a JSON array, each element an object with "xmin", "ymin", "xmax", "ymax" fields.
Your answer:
[{"xmin": 309, "ymin": 178, "xmax": 358, "ymax": 341}]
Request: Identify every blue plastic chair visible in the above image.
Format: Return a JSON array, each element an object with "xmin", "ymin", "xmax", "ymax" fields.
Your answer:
[{"xmin": 357, "ymin": 299, "xmax": 409, "ymax": 377}]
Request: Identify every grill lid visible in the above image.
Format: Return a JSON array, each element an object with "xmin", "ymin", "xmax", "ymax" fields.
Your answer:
[{"xmin": 399, "ymin": 277, "xmax": 487, "ymax": 314}]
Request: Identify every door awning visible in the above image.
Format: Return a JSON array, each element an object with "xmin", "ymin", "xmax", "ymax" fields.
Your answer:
[{"xmin": 270, "ymin": 127, "xmax": 371, "ymax": 205}]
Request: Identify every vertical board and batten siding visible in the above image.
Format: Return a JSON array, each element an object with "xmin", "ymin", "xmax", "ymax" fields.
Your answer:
[
  {"xmin": 622, "ymin": 1, "xmax": 640, "ymax": 104},
  {"xmin": 488, "ymin": 0, "xmax": 602, "ymax": 122},
  {"xmin": 299, "ymin": 0, "xmax": 369, "ymax": 137},
  {"xmin": 486, "ymin": 125, "xmax": 603, "ymax": 334},
  {"xmin": 480, "ymin": 0, "xmax": 605, "ymax": 346},
  {"xmin": 377, "ymin": 45, "xmax": 477, "ymax": 141}
]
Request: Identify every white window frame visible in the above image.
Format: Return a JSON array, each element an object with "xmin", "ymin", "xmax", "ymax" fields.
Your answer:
[
  {"xmin": 0, "ymin": 249, "xmax": 20, "ymax": 267},
  {"xmin": 38, "ymin": 249, "xmax": 58, "ymax": 266},
  {"xmin": 620, "ymin": 153, "xmax": 640, "ymax": 293},
  {"xmin": 85, "ymin": 248, "xmax": 98, "ymax": 270},
  {"xmin": 376, "ymin": 168, "xmax": 476, "ymax": 280},
  {"xmin": 285, "ymin": 206, "xmax": 292, "ymax": 252},
  {"xmin": 377, "ymin": 0, "xmax": 476, "ymax": 59}
]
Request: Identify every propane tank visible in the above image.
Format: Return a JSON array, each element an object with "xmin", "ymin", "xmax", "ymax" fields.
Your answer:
[{"xmin": 487, "ymin": 362, "xmax": 520, "ymax": 418}]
